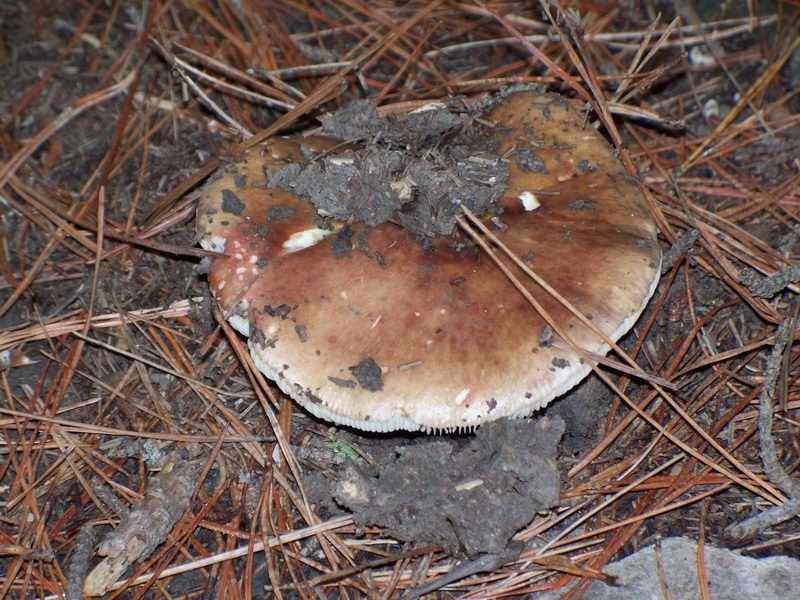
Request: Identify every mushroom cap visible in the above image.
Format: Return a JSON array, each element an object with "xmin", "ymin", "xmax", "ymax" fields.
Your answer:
[{"xmin": 196, "ymin": 88, "xmax": 661, "ymax": 432}]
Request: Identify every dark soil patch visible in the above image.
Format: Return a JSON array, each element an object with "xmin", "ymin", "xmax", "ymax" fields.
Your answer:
[{"xmin": 306, "ymin": 416, "xmax": 564, "ymax": 557}]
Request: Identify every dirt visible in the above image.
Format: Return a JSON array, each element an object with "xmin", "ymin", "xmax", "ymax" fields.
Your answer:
[
  {"xmin": 548, "ymin": 374, "xmax": 612, "ymax": 453},
  {"xmin": 268, "ymin": 97, "xmax": 509, "ymax": 238},
  {"xmin": 348, "ymin": 356, "xmax": 384, "ymax": 392},
  {"xmin": 306, "ymin": 416, "xmax": 564, "ymax": 557}
]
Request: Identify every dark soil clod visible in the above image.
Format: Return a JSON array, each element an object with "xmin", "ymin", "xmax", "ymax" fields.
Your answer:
[
  {"xmin": 329, "ymin": 417, "xmax": 564, "ymax": 557},
  {"xmin": 269, "ymin": 100, "xmax": 510, "ymax": 238}
]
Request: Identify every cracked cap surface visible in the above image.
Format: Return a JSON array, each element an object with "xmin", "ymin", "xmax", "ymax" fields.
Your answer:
[{"xmin": 196, "ymin": 88, "xmax": 661, "ymax": 432}]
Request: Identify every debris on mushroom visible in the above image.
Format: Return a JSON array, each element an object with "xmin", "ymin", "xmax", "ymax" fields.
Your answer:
[{"xmin": 195, "ymin": 86, "xmax": 662, "ymax": 432}]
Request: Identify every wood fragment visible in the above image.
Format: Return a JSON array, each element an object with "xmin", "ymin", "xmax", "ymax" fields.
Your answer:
[
  {"xmin": 84, "ymin": 451, "xmax": 204, "ymax": 596},
  {"xmin": 66, "ymin": 526, "xmax": 96, "ymax": 600},
  {"xmin": 725, "ymin": 318, "xmax": 800, "ymax": 542},
  {"xmin": 661, "ymin": 228, "xmax": 700, "ymax": 274},
  {"xmin": 740, "ymin": 264, "xmax": 800, "ymax": 298}
]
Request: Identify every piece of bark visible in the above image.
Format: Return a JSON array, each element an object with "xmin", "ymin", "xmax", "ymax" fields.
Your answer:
[
  {"xmin": 740, "ymin": 264, "xmax": 800, "ymax": 298},
  {"xmin": 66, "ymin": 525, "xmax": 96, "ymax": 600},
  {"xmin": 84, "ymin": 452, "xmax": 202, "ymax": 596}
]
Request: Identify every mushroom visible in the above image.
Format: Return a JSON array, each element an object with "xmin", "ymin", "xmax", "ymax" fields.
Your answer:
[{"xmin": 196, "ymin": 87, "xmax": 661, "ymax": 432}]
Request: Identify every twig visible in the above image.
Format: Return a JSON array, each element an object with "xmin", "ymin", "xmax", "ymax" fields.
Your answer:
[
  {"xmin": 66, "ymin": 525, "xmax": 97, "ymax": 600},
  {"xmin": 661, "ymin": 228, "xmax": 700, "ymax": 274},
  {"xmin": 740, "ymin": 265, "xmax": 800, "ymax": 298},
  {"xmin": 401, "ymin": 542, "xmax": 523, "ymax": 600},
  {"xmin": 725, "ymin": 317, "xmax": 800, "ymax": 541}
]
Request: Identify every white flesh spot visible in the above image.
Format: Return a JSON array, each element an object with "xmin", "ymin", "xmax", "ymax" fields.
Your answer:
[
  {"xmin": 519, "ymin": 191, "xmax": 540, "ymax": 211},
  {"xmin": 282, "ymin": 228, "xmax": 334, "ymax": 253},
  {"xmin": 200, "ymin": 235, "xmax": 228, "ymax": 253}
]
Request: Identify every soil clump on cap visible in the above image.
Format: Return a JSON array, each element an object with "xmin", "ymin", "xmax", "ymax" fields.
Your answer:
[{"xmin": 267, "ymin": 98, "xmax": 510, "ymax": 239}]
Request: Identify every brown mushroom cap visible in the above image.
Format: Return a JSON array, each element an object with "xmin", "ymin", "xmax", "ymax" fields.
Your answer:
[{"xmin": 196, "ymin": 88, "xmax": 661, "ymax": 432}]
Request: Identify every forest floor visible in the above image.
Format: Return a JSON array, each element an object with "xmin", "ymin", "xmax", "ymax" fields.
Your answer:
[{"xmin": 1, "ymin": 0, "xmax": 799, "ymax": 598}]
